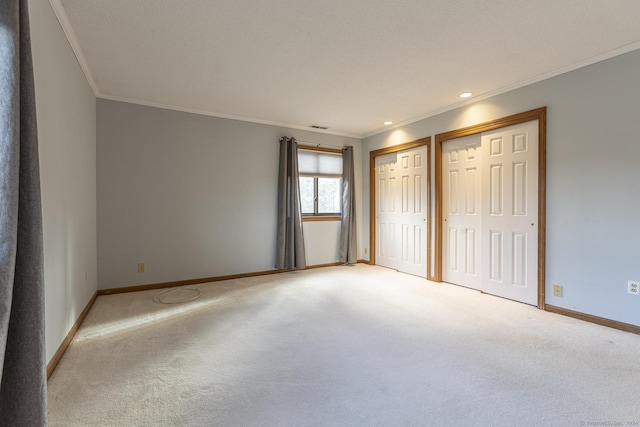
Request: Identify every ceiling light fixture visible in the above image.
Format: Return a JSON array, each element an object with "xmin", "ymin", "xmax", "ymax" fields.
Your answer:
[
  {"xmin": 459, "ymin": 92, "xmax": 473, "ymax": 99},
  {"xmin": 383, "ymin": 121, "xmax": 393, "ymax": 125}
]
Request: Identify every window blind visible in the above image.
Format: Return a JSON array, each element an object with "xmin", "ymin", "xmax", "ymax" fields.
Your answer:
[{"xmin": 298, "ymin": 150, "xmax": 343, "ymax": 177}]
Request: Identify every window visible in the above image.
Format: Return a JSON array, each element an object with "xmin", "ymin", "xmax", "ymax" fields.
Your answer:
[{"xmin": 298, "ymin": 148, "xmax": 342, "ymax": 217}]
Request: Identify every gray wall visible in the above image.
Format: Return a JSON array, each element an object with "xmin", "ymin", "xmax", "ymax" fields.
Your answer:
[
  {"xmin": 97, "ymin": 100, "xmax": 363, "ymax": 289},
  {"xmin": 30, "ymin": 1, "xmax": 98, "ymax": 362},
  {"xmin": 363, "ymin": 49, "xmax": 640, "ymax": 327}
]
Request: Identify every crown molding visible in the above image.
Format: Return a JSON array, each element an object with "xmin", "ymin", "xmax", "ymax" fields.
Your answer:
[
  {"xmin": 44, "ymin": 1, "xmax": 640, "ymax": 141},
  {"xmin": 97, "ymin": 94, "xmax": 363, "ymax": 139},
  {"xmin": 48, "ymin": 0, "xmax": 99, "ymax": 96},
  {"xmin": 363, "ymin": 41, "xmax": 640, "ymax": 139}
]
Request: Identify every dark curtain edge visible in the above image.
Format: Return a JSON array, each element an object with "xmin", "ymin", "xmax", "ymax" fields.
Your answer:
[{"xmin": 0, "ymin": 0, "xmax": 48, "ymax": 425}]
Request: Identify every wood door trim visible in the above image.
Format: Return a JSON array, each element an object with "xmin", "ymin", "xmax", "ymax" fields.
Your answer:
[
  {"xmin": 369, "ymin": 137, "xmax": 431, "ymax": 271},
  {"xmin": 434, "ymin": 107, "xmax": 547, "ymax": 308}
]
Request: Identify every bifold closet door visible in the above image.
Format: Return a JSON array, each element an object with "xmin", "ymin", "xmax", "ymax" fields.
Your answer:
[
  {"xmin": 442, "ymin": 121, "xmax": 538, "ymax": 305},
  {"xmin": 375, "ymin": 147, "xmax": 427, "ymax": 277}
]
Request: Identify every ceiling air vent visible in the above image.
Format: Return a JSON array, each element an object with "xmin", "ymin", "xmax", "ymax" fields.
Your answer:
[{"xmin": 309, "ymin": 125, "xmax": 329, "ymax": 130}]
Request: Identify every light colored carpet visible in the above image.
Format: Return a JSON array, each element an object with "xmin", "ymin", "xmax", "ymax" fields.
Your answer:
[{"xmin": 48, "ymin": 265, "xmax": 640, "ymax": 426}]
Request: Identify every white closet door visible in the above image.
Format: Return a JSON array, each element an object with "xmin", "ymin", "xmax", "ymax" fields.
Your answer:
[
  {"xmin": 442, "ymin": 135, "xmax": 482, "ymax": 290},
  {"xmin": 441, "ymin": 120, "xmax": 538, "ymax": 305},
  {"xmin": 375, "ymin": 147, "xmax": 428, "ymax": 278},
  {"xmin": 481, "ymin": 121, "xmax": 538, "ymax": 305}
]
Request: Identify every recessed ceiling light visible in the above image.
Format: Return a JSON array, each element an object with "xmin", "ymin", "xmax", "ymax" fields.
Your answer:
[
  {"xmin": 383, "ymin": 121, "xmax": 393, "ymax": 125},
  {"xmin": 459, "ymin": 92, "xmax": 473, "ymax": 99}
]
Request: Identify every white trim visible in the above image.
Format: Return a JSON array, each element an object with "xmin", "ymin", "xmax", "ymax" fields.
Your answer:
[
  {"xmin": 363, "ymin": 42, "xmax": 640, "ymax": 139},
  {"xmin": 97, "ymin": 94, "xmax": 362, "ymax": 139},
  {"xmin": 48, "ymin": 0, "xmax": 99, "ymax": 96}
]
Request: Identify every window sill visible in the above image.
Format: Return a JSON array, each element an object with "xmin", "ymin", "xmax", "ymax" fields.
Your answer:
[{"xmin": 302, "ymin": 216, "xmax": 341, "ymax": 222}]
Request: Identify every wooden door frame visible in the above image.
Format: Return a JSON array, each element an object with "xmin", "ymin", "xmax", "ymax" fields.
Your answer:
[
  {"xmin": 369, "ymin": 137, "xmax": 431, "ymax": 272},
  {"xmin": 434, "ymin": 107, "xmax": 547, "ymax": 308}
]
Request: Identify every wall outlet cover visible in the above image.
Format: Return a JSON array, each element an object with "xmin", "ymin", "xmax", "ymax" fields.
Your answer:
[
  {"xmin": 628, "ymin": 280, "xmax": 639, "ymax": 296},
  {"xmin": 553, "ymin": 284, "xmax": 563, "ymax": 297}
]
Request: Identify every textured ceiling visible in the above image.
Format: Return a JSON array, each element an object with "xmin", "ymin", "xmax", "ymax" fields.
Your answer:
[{"xmin": 53, "ymin": 0, "xmax": 640, "ymax": 137}]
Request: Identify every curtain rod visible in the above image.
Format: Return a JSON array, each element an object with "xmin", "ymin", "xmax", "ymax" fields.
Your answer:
[{"xmin": 295, "ymin": 139, "xmax": 344, "ymax": 150}]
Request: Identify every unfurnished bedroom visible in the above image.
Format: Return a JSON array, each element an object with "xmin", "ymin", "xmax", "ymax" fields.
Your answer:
[{"xmin": 2, "ymin": 0, "xmax": 640, "ymax": 426}]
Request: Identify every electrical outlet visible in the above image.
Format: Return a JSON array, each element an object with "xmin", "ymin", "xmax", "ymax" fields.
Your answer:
[
  {"xmin": 364, "ymin": 247, "xmax": 368, "ymax": 255},
  {"xmin": 138, "ymin": 263, "xmax": 145, "ymax": 273},
  {"xmin": 553, "ymin": 284, "xmax": 563, "ymax": 297},
  {"xmin": 628, "ymin": 280, "xmax": 639, "ymax": 296}
]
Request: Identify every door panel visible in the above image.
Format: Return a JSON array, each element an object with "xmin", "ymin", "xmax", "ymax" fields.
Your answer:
[
  {"xmin": 489, "ymin": 230, "xmax": 503, "ymax": 282},
  {"xmin": 442, "ymin": 135, "xmax": 482, "ymax": 290},
  {"xmin": 397, "ymin": 148, "xmax": 426, "ymax": 277},
  {"xmin": 481, "ymin": 121, "xmax": 538, "ymax": 304},
  {"xmin": 376, "ymin": 153, "xmax": 398, "ymax": 270}
]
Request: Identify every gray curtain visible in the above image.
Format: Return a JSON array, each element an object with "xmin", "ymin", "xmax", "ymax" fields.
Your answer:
[
  {"xmin": 275, "ymin": 137, "xmax": 306, "ymax": 269},
  {"xmin": 0, "ymin": 0, "xmax": 47, "ymax": 425},
  {"xmin": 339, "ymin": 146, "xmax": 357, "ymax": 264}
]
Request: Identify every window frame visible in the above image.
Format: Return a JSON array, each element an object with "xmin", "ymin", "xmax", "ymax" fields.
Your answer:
[{"xmin": 298, "ymin": 145, "xmax": 343, "ymax": 221}]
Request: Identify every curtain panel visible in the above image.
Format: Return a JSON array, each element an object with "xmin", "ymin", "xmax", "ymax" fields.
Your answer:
[
  {"xmin": 0, "ymin": 0, "xmax": 47, "ymax": 424},
  {"xmin": 339, "ymin": 146, "xmax": 357, "ymax": 264},
  {"xmin": 275, "ymin": 137, "xmax": 306, "ymax": 270}
]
